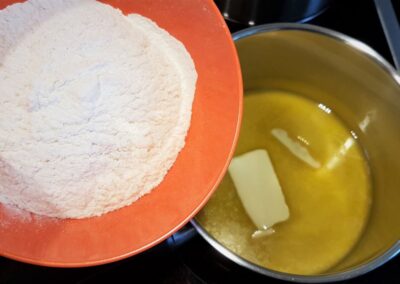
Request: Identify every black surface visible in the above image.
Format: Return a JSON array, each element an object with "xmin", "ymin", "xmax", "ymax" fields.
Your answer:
[
  {"xmin": 1, "ymin": 0, "xmax": 399, "ymax": 283},
  {"xmin": 215, "ymin": 0, "xmax": 331, "ymax": 25},
  {"xmin": 226, "ymin": 0, "xmax": 394, "ymax": 66},
  {"xmin": 1, "ymin": 233, "xmax": 399, "ymax": 284}
]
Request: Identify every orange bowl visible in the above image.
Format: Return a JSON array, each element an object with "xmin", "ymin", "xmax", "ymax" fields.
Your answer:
[{"xmin": 0, "ymin": 0, "xmax": 242, "ymax": 267}]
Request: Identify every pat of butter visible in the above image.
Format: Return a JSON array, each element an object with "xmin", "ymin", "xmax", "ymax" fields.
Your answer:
[
  {"xmin": 228, "ymin": 149, "xmax": 290, "ymax": 233},
  {"xmin": 271, "ymin": 128, "xmax": 321, "ymax": 169}
]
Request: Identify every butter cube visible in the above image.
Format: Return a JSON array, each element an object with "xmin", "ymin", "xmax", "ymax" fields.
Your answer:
[{"xmin": 229, "ymin": 149, "xmax": 290, "ymax": 234}]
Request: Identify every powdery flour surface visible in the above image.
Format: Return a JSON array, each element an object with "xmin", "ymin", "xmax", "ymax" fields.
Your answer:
[{"xmin": 0, "ymin": 0, "xmax": 197, "ymax": 218}]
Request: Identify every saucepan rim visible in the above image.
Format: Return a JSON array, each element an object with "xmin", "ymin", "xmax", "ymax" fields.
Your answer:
[{"xmin": 192, "ymin": 23, "xmax": 400, "ymax": 283}]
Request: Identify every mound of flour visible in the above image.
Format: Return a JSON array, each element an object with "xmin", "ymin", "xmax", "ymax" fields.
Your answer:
[{"xmin": 0, "ymin": 0, "xmax": 197, "ymax": 218}]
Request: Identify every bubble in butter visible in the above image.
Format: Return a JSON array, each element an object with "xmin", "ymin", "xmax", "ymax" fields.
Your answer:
[{"xmin": 229, "ymin": 149, "xmax": 289, "ymax": 239}]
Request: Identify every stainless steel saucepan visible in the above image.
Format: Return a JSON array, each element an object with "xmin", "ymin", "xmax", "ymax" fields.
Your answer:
[{"xmin": 174, "ymin": 23, "xmax": 400, "ymax": 283}]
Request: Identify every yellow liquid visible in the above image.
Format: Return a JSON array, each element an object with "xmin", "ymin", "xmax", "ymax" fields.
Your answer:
[{"xmin": 197, "ymin": 91, "xmax": 372, "ymax": 275}]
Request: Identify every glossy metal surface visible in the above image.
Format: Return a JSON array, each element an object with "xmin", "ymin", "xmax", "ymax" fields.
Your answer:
[
  {"xmin": 194, "ymin": 23, "xmax": 400, "ymax": 282},
  {"xmin": 374, "ymin": 0, "xmax": 400, "ymax": 70},
  {"xmin": 215, "ymin": 0, "xmax": 331, "ymax": 25}
]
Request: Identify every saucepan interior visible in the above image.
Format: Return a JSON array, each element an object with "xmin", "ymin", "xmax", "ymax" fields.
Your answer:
[{"xmin": 194, "ymin": 24, "xmax": 400, "ymax": 282}]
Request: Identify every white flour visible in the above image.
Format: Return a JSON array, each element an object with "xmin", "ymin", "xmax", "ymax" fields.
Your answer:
[{"xmin": 0, "ymin": 0, "xmax": 197, "ymax": 218}]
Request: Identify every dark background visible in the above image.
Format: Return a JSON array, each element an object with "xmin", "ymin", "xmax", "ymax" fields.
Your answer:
[{"xmin": 1, "ymin": 0, "xmax": 399, "ymax": 283}]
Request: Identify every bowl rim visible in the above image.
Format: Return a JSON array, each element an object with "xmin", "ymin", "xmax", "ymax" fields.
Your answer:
[
  {"xmin": 192, "ymin": 22, "xmax": 400, "ymax": 283},
  {"xmin": 0, "ymin": 0, "xmax": 243, "ymax": 267}
]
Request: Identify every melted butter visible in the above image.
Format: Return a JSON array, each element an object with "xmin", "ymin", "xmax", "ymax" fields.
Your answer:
[{"xmin": 197, "ymin": 91, "xmax": 372, "ymax": 275}]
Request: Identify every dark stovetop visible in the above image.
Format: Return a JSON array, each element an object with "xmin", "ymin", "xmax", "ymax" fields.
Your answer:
[{"xmin": 1, "ymin": 0, "xmax": 399, "ymax": 283}]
